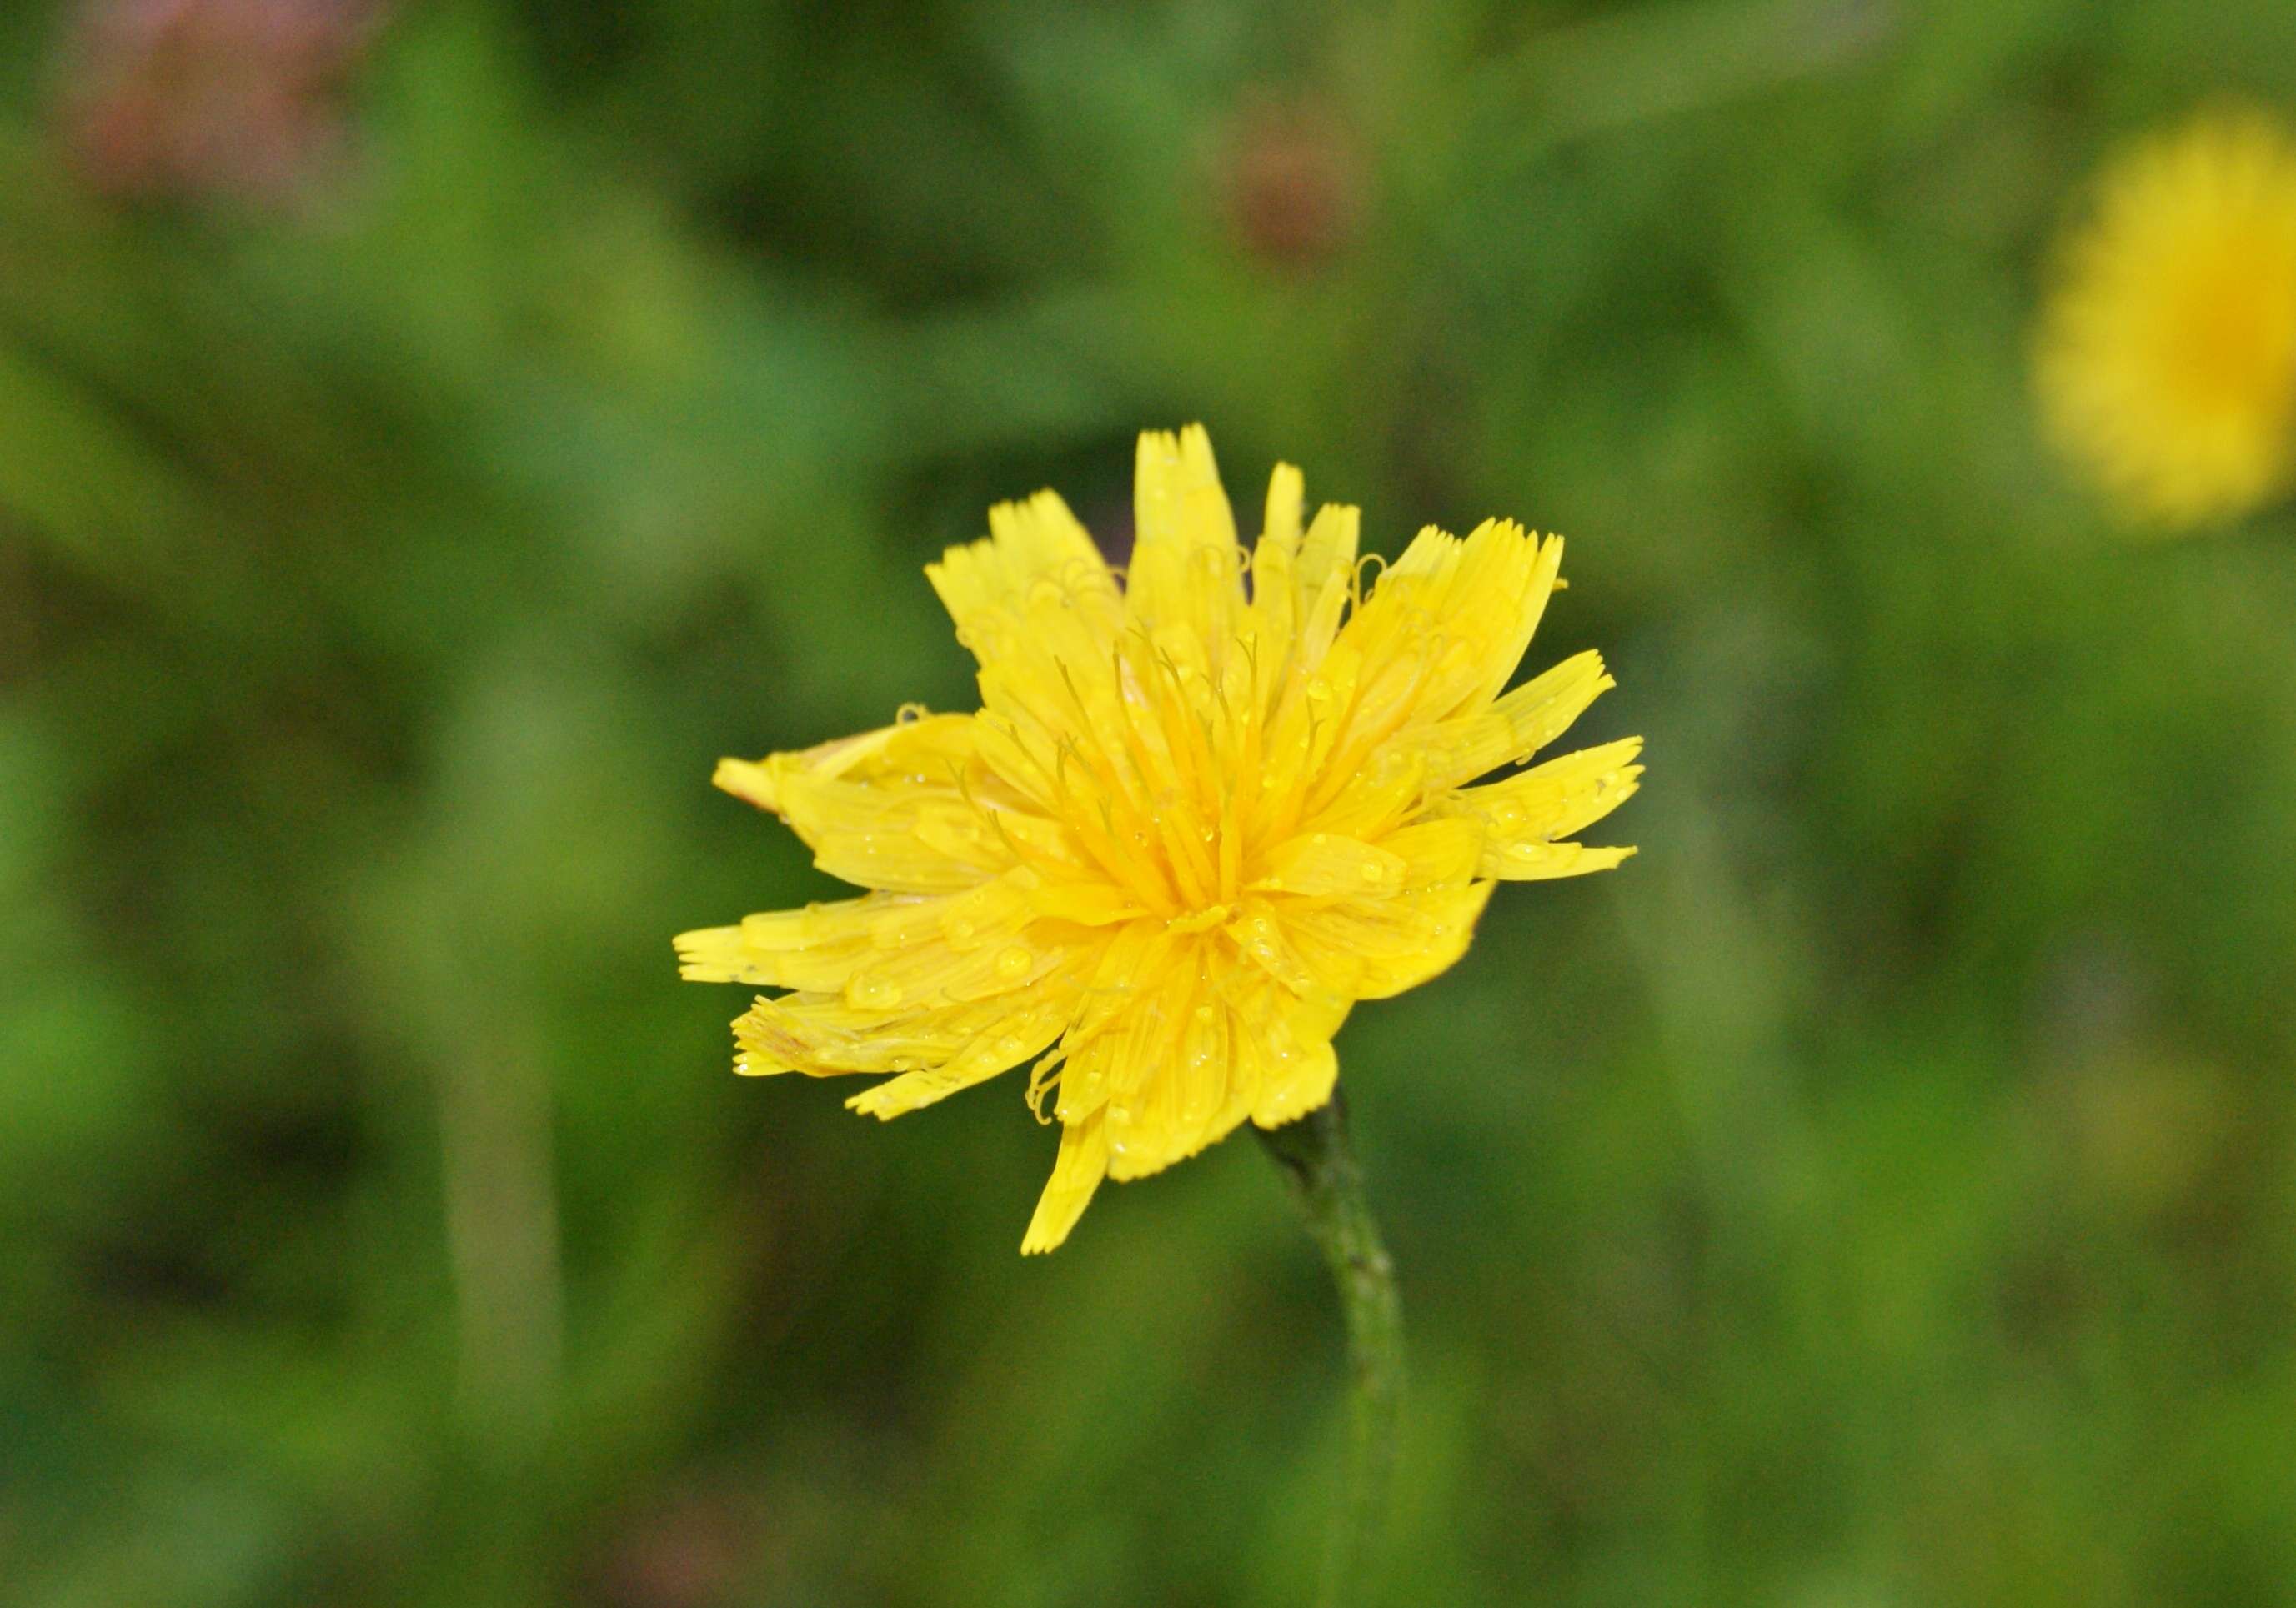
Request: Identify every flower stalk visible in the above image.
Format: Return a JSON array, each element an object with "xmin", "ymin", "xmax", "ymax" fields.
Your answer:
[{"xmin": 1258, "ymin": 1092, "xmax": 1404, "ymax": 1608}]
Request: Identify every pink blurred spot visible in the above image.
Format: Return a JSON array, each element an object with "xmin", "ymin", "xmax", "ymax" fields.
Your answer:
[{"xmin": 58, "ymin": 0, "xmax": 387, "ymax": 203}]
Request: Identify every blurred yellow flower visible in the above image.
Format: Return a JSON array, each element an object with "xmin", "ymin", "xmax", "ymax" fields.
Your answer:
[
  {"xmin": 677, "ymin": 428, "xmax": 1639, "ymax": 1252},
  {"xmin": 2038, "ymin": 108, "xmax": 2296, "ymax": 528}
]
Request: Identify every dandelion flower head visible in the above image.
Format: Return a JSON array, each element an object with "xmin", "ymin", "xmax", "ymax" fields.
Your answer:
[
  {"xmin": 2038, "ymin": 108, "xmax": 2296, "ymax": 528},
  {"xmin": 678, "ymin": 428, "xmax": 1640, "ymax": 1252}
]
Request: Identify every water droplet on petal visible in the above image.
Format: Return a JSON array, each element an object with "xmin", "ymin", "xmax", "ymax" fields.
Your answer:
[{"xmin": 996, "ymin": 944, "xmax": 1033, "ymax": 979}]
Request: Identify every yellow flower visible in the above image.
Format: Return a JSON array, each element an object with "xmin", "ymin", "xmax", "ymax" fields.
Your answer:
[
  {"xmin": 677, "ymin": 428, "xmax": 1639, "ymax": 1253},
  {"xmin": 2037, "ymin": 108, "xmax": 2296, "ymax": 528}
]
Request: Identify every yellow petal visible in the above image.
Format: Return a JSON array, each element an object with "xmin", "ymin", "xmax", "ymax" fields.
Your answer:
[
  {"xmin": 845, "ymin": 984, "xmax": 1077, "ymax": 1120},
  {"xmin": 1127, "ymin": 426, "xmax": 1243, "ymax": 659},
  {"xmin": 733, "ymin": 959, "xmax": 1083, "ymax": 1080},
  {"xmin": 1026, "ymin": 879, "xmax": 1149, "ymax": 928},
  {"xmin": 1380, "ymin": 817, "xmax": 1486, "ymax": 891},
  {"xmin": 1290, "ymin": 502, "xmax": 1360, "ymax": 673},
  {"xmin": 1376, "ymin": 523, "xmax": 1564, "ymax": 718},
  {"xmin": 1481, "ymin": 841, "xmax": 1637, "ymax": 881},
  {"xmin": 712, "ymin": 757, "xmax": 780, "ymax": 810},
  {"xmin": 1255, "ymin": 831, "xmax": 1410, "ymax": 898},
  {"xmin": 1106, "ymin": 992, "xmax": 1244, "ymax": 1182},
  {"xmin": 1416, "ymin": 649, "xmax": 1614, "ymax": 789},
  {"xmin": 676, "ymin": 897, "xmax": 891, "ymax": 991},
  {"xmin": 724, "ymin": 714, "xmax": 1019, "ymax": 895},
  {"xmin": 1297, "ymin": 745, "xmax": 1428, "ymax": 844},
  {"xmin": 1247, "ymin": 987, "xmax": 1347, "ymax": 1129},
  {"xmin": 1262, "ymin": 461, "xmax": 1304, "ymax": 554},
  {"xmin": 1020, "ymin": 1114, "xmax": 1110, "ymax": 1255},
  {"xmin": 1244, "ymin": 463, "xmax": 1306, "ymax": 689},
  {"xmin": 1226, "ymin": 899, "xmax": 1323, "ymax": 996},
  {"xmin": 928, "ymin": 488, "xmax": 1116, "ymax": 665},
  {"xmin": 1278, "ymin": 881, "xmax": 1494, "ymax": 999},
  {"xmin": 1454, "ymin": 737, "xmax": 1644, "ymax": 847}
]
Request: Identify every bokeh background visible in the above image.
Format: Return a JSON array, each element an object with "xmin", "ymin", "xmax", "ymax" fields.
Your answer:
[{"xmin": 6, "ymin": 1, "xmax": 2296, "ymax": 1602}]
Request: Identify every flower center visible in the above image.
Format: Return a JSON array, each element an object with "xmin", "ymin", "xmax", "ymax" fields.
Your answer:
[
  {"xmin": 1165, "ymin": 902, "xmax": 1234, "ymax": 935},
  {"xmin": 2160, "ymin": 244, "xmax": 2296, "ymax": 423}
]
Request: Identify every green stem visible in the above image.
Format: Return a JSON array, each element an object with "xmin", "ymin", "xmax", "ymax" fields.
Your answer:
[{"xmin": 1257, "ymin": 1091, "xmax": 1405, "ymax": 1608}]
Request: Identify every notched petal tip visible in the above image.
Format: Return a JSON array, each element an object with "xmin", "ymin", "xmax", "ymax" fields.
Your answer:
[
  {"xmin": 713, "ymin": 757, "xmax": 780, "ymax": 810},
  {"xmin": 1247, "ymin": 1077, "xmax": 1338, "ymax": 1132},
  {"xmin": 673, "ymin": 925, "xmax": 748, "ymax": 982},
  {"xmin": 1248, "ymin": 1032, "xmax": 1340, "ymax": 1130},
  {"xmin": 730, "ymin": 1052, "xmax": 780, "ymax": 1078},
  {"xmin": 844, "ymin": 1083, "xmax": 911, "ymax": 1121}
]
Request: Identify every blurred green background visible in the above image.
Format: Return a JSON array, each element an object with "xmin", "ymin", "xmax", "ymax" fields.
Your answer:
[{"xmin": 7, "ymin": 1, "xmax": 2296, "ymax": 1603}]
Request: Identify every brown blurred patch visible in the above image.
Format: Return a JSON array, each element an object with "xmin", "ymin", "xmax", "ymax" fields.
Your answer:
[
  {"xmin": 590, "ymin": 1481, "xmax": 764, "ymax": 1608},
  {"xmin": 1221, "ymin": 97, "xmax": 1363, "ymax": 274}
]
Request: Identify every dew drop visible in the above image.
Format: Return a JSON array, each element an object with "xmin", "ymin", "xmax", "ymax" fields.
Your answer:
[
  {"xmin": 1192, "ymin": 1004, "xmax": 1216, "ymax": 1024},
  {"xmin": 853, "ymin": 976, "xmax": 902, "ymax": 1009},
  {"xmin": 996, "ymin": 944, "xmax": 1033, "ymax": 979},
  {"xmin": 1306, "ymin": 678, "xmax": 1332, "ymax": 703},
  {"xmin": 996, "ymin": 1035, "xmax": 1025, "ymax": 1059},
  {"xmin": 1360, "ymin": 861, "xmax": 1386, "ymax": 884}
]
